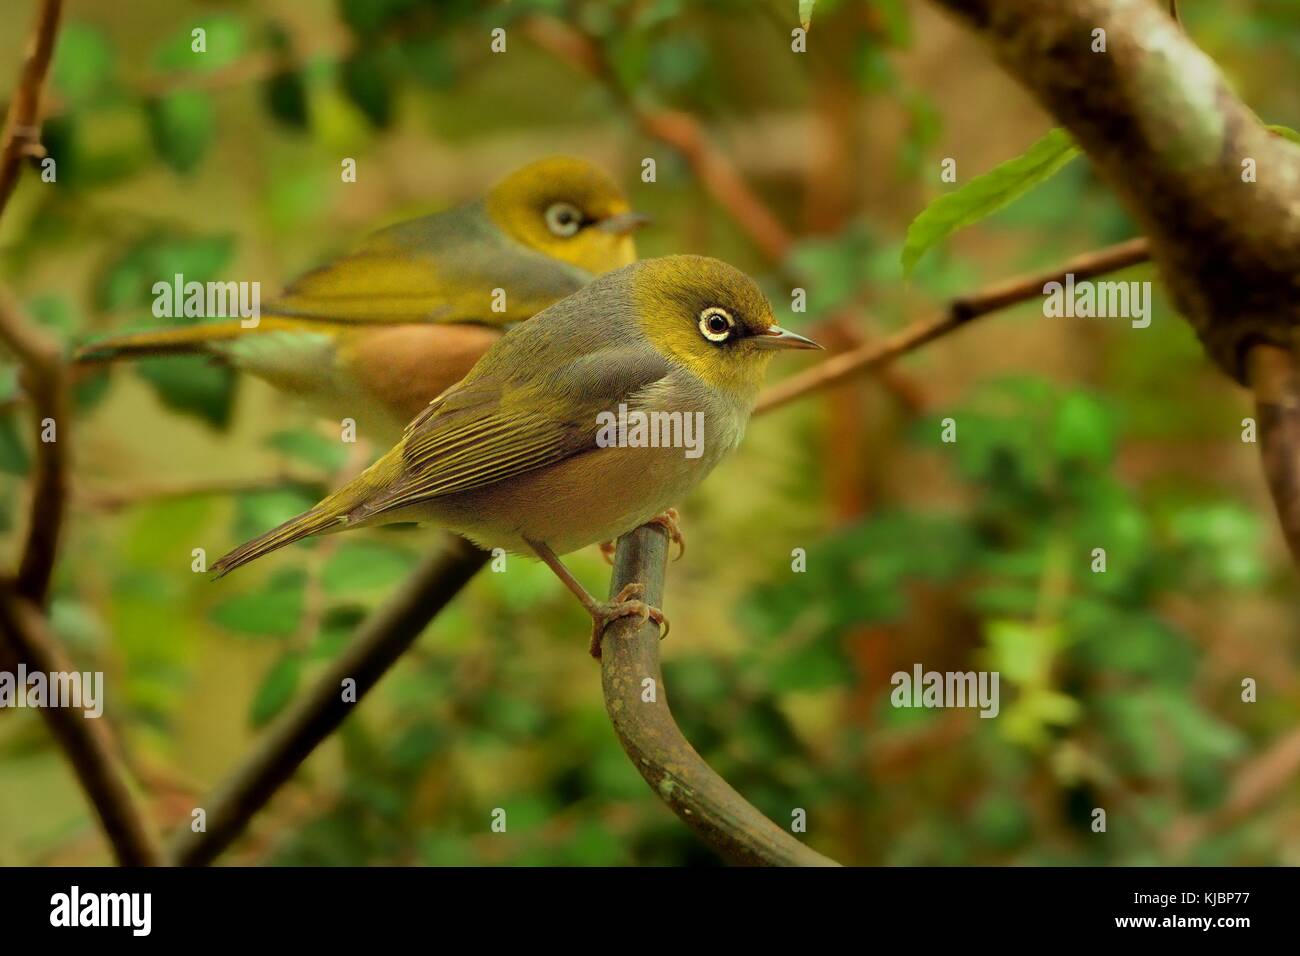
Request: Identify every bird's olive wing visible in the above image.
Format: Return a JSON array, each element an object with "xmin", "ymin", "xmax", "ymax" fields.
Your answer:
[
  {"xmin": 266, "ymin": 204, "xmax": 590, "ymax": 326},
  {"xmin": 356, "ymin": 347, "xmax": 672, "ymax": 516}
]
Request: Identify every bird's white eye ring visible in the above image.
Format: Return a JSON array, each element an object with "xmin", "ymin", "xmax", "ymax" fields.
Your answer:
[
  {"xmin": 698, "ymin": 306, "xmax": 735, "ymax": 343},
  {"xmin": 544, "ymin": 202, "xmax": 583, "ymax": 238}
]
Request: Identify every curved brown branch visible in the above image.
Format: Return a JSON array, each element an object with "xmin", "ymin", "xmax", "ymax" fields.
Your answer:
[
  {"xmin": 0, "ymin": 287, "xmax": 69, "ymax": 604},
  {"xmin": 755, "ymin": 237, "xmax": 1151, "ymax": 415},
  {"xmin": 600, "ymin": 524, "xmax": 840, "ymax": 866},
  {"xmin": 0, "ymin": 0, "xmax": 160, "ymax": 869},
  {"xmin": 0, "ymin": 586, "xmax": 161, "ymax": 865},
  {"xmin": 0, "ymin": 0, "xmax": 62, "ymax": 218},
  {"xmin": 169, "ymin": 535, "xmax": 488, "ymax": 866}
]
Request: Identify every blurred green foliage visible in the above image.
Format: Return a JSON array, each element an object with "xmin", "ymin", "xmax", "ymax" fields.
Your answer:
[{"xmin": 0, "ymin": 0, "xmax": 1297, "ymax": 867}]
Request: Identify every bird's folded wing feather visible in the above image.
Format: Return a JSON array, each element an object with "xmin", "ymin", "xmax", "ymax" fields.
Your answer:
[
  {"xmin": 265, "ymin": 204, "xmax": 592, "ymax": 325},
  {"xmin": 354, "ymin": 345, "xmax": 673, "ymax": 518}
]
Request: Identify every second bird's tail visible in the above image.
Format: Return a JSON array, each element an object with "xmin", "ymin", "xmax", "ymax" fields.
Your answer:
[{"xmin": 74, "ymin": 321, "xmax": 249, "ymax": 363}]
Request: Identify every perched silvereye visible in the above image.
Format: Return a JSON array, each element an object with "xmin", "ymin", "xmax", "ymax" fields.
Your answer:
[
  {"xmin": 210, "ymin": 256, "xmax": 820, "ymax": 655},
  {"xmin": 74, "ymin": 156, "xmax": 647, "ymax": 443}
]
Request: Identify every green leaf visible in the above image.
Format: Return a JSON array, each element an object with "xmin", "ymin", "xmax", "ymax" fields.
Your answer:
[
  {"xmin": 135, "ymin": 355, "xmax": 237, "ymax": 429},
  {"xmin": 1051, "ymin": 391, "xmax": 1114, "ymax": 467},
  {"xmin": 769, "ymin": 636, "xmax": 854, "ymax": 692},
  {"xmin": 234, "ymin": 488, "xmax": 320, "ymax": 544},
  {"xmin": 154, "ymin": 16, "xmax": 247, "ymax": 74},
  {"xmin": 210, "ymin": 569, "xmax": 306, "ymax": 637},
  {"xmin": 249, "ymin": 652, "xmax": 303, "ymax": 727},
  {"xmin": 264, "ymin": 70, "xmax": 310, "ymax": 130},
  {"xmin": 800, "ymin": 0, "xmax": 816, "ymax": 30},
  {"xmin": 96, "ymin": 234, "xmax": 234, "ymax": 313},
  {"xmin": 266, "ymin": 429, "xmax": 348, "ymax": 473},
  {"xmin": 1267, "ymin": 124, "xmax": 1300, "ymax": 145},
  {"xmin": 51, "ymin": 23, "xmax": 115, "ymax": 107},
  {"xmin": 320, "ymin": 541, "xmax": 418, "ymax": 596},
  {"xmin": 24, "ymin": 293, "xmax": 77, "ymax": 348},
  {"xmin": 146, "ymin": 90, "xmax": 216, "ymax": 173},
  {"xmin": 339, "ymin": 49, "xmax": 395, "ymax": 129},
  {"xmin": 901, "ymin": 128, "xmax": 1080, "ymax": 277},
  {"xmin": 399, "ymin": 36, "xmax": 456, "ymax": 89},
  {"xmin": 338, "ymin": 0, "xmax": 419, "ymax": 37}
]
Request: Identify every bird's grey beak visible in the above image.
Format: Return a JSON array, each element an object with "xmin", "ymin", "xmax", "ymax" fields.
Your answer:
[
  {"xmin": 597, "ymin": 211, "xmax": 652, "ymax": 235},
  {"xmin": 752, "ymin": 324, "xmax": 823, "ymax": 351}
]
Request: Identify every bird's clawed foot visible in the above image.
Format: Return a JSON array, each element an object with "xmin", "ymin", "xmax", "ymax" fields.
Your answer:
[
  {"xmin": 646, "ymin": 508, "xmax": 685, "ymax": 560},
  {"xmin": 587, "ymin": 582, "xmax": 668, "ymax": 658}
]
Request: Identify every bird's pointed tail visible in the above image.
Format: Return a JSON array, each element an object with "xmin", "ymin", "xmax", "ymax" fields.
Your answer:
[
  {"xmin": 210, "ymin": 503, "xmax": 346, "ymax": 578},
  {"xmin": 211, "ymin": 451, "xmax": 406, "ymax": 577}
]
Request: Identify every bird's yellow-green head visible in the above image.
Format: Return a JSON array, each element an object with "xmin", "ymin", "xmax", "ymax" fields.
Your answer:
[
  {"xmin": 630, "ymin": 255, "xmax": 821, "ymax": 400},
  {"xmin": 485, "ymin": 157, "xmax": 646, "ymax": 276}
]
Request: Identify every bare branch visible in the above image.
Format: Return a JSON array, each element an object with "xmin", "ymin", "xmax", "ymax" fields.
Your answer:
[
  {"xmin": 0, "ymin": 0, "xmax": 62, "ymax": 217},
  {"xmin": 0, "ymin": 585, "xmax": 162, "ymax": 865},
  {"xmin": 599, "ymin": 524, "xmax": 840, "ymax": 866},
  {"xmin": 168, "ymin": 535, "xmax": 488, "ymax": 866},
  {"xmin": 755, "ymin": 237, "xmax": 1151, "ymax": 415},
  {"xmin": 0, "ymin": 288, "xmax": 70, "ymax": 605}
]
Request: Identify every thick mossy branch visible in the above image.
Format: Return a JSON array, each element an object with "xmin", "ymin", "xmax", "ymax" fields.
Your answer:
[
  {"xmin": 931, "ymin": 0, "xmax": 1300, "ymax": 385},
  {"xmin": 600, "ymin": 524, "xmax": 840, "ymax": 866}
]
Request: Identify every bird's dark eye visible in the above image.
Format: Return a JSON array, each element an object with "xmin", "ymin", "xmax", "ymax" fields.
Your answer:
[
  {"xmin": 544, "ymin": 202, "xmax": 584, "ymax": 238},
  {"xmin": 698, "ymin": 306, "xmax": 735, "ymax": 343}
]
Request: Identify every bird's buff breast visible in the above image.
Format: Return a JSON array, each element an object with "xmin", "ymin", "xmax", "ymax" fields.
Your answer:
[{"xmin": 417, "ymin": 417, "xmax": 740, "ymax": 555}]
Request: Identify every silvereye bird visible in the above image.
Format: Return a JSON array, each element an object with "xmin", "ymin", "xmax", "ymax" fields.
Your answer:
[
  {"xmin": 210, "ymin": 255, "xmax": 820, "ymax": 655},
  {"xmin": 74, "ymin": 156, "xmax": 648, "ymax": 443}
]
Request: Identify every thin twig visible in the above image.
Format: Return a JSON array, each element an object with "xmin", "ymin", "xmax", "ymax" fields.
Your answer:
[
  {"xmin": 0, "ymin": 0, "xmax": 160, "ymax": 869},
  {"xmin": 168, "ymin": 535, "xmax": 488, "ymax": 866},
  {"xmin": 0, "ymin": 0, "xmax": 62, "ymax": 218},
  {"xmin": 600, "ymin": 524, "xmax": 840, "ymax": 866},
  {"xmin": 0, "ymin": 585, "xmax": 162, "ymax": 865},
  {"xmin": 0, "ymin": 287, "xmax": 68, "ymax": 602},
  {"xmin": 755, "ymin": 237, "xmax": 1151, "ymax": 415}
]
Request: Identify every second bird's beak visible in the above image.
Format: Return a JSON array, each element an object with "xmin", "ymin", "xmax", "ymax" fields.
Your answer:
[
  {"xmin": 598, "ymin": 211, "xmax": 652, "ymax": 235},
  {"xmin": 752, "ymin": 324, "xmax": 823, "ymax": 351}
]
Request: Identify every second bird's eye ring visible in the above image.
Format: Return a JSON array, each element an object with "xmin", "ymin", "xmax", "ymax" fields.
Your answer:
[
  {"xmin": 698, "ymin": 306, "xmax": 735, "ymax": 342},
  {"xmin": 544, "ymin": 202, "xmax": 584, "ymax": 238}
]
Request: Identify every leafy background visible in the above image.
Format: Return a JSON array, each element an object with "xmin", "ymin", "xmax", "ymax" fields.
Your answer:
[{"xmin": 1, "ymin": 0, "xmax": 1298, "ymax": 865}]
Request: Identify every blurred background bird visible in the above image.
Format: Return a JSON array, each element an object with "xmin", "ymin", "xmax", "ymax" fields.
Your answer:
[
  {"xmin": 210, "ymin": 255, "xmax": 820, "ymax": 653},
  {"xmin": 74, "ymin": 156, "xmax": 648, "ymax": 443}
]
